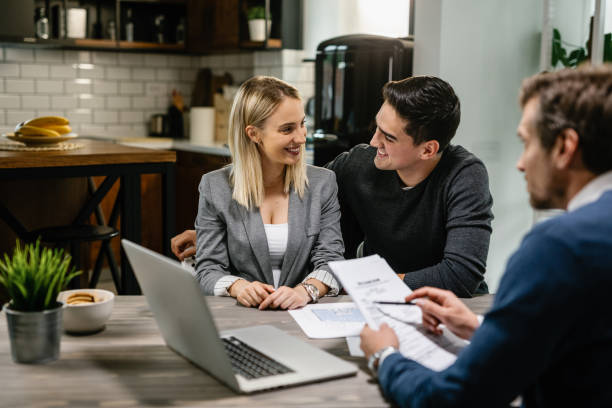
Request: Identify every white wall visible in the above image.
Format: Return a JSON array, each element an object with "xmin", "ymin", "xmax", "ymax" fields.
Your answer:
[
  {"xmin": 414, "ymin": 0, "xmax": 542, "ymax": 292},
  {"xmin": 302, "ymin": 0, "xmax": 410, "ymax": 58}
]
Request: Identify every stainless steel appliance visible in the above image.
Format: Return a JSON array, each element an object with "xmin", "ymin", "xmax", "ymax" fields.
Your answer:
[{"xmin": 313, "ymin": 34, "xmax": 414, "ymax": 165}]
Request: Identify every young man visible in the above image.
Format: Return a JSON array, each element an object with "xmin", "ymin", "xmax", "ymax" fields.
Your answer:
[
  {"xmin": 172, "ymin": 76, "xmax": 493, "ymax": 297},
  {"xmin": 326, "ymin": 76, "xmax": 493, "ymax": 297},
  {"xmin": 360, "ymin": 65, "xmax": 612, "ymax": 407}
]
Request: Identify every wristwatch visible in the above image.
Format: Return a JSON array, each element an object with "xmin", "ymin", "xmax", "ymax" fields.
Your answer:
[
  {"xmin": 300, "ymin": 282, "xmax": 319, "ymax": 303},
  {"xmin": 367, "ymin": 346, "xmax": 397, "ymax": 378}
]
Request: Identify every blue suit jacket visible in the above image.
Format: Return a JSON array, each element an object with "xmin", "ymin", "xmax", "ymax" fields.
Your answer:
[{"xmin": 378, "ymin": 191, "xmax": 612, "ymax": 407}]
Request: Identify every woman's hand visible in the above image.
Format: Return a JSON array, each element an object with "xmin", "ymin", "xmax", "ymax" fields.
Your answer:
[
  {"xmin": 258, "ymin": 286, "xmax": 310, "ymax": 310},
  {"xmin": 229, "ymin": 280, "xmax": 275, "ymax": 308},
  {"xmin": 405, "ymin": 286, "xmax": 480, "ymax": 340}
]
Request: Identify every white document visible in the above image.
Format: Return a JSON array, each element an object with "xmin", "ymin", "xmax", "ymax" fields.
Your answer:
[
  {"xmin": 330, "ymin": 255, "xmax": 468, "ymax": 371},
  {"xmin": 289, "ymin": 303, "xmax": 365, "ymax": 339},
  {"xmin": 345, "ymin": 336, "xmax": 364, "ymax": 357}
]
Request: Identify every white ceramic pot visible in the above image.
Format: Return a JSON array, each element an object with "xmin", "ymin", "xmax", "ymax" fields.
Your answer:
[{"xmin": 248, "ymin": 19, "xmax": 271, "ymax": 42}]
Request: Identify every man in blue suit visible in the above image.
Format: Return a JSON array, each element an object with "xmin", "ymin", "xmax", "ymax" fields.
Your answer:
[{"xmin": 360, "ymin": 65, "xmax": 612, "ymax": 407}]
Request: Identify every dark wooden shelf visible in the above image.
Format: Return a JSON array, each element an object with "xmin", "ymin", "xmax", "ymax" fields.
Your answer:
[
  {"xmin": 74, "ymin": 39, "xmax": 118, "ymax": 48},
  {"xmin": 118, "ymin": 41, "xmax": 186, "ymax": 50},
  {"xmin": 119, "ymin": 0, "xmax": 186, "ymax": 4},
  {"xmin": 240, "ymin": 38, "xmax": 282, "ymax": 49}
]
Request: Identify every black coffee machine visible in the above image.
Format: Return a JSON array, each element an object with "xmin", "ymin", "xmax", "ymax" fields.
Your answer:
[{"xmin": 313, "ymin": 34, "xmax": 414, "ymax": 166}]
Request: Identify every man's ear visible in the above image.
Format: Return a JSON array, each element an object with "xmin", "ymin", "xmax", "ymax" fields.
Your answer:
[
  {"xmin": 552, "ymin": 128, "xmax": 579, "ymax": 170},
  {"xmin": 420, "ymin": 139, "xmax": 440, "ymax": 159},
  {"xmin": 245, "ymin": 125, "xmax": 260, "ymax": 144}
]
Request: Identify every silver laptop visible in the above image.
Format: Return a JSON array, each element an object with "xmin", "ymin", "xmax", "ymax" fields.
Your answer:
[{"xmin": 121, "ymin": 239, "xmax": 357, "ymax": 393}]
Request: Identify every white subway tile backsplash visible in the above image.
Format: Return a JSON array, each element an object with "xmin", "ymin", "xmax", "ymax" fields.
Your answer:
[
  {"xmin": 240, "ymin": 53, "xmax": 254, "ymax": 66},
  {"xmin": 208, "ymin": 55, "xmax": 224, "ymax": 68},
  {"xmin": 36, "ymin": 80, "xmax": 64, "ymax": 94},
  {"xmin": 93, "ymin": 80, "xmax": 118, "ymax": 94},
  {"xmin": 0, "ymin": 47, "xmax": 5, "ymax": 61},
  {"xmin": 78, "ymin": 65, "xmax": 105, "ymax": 79},
  {"xmin": 7, "ymin": 110, "xmax": 36, "ymax": 125},
  {"xmin": 50, "ymin": 65, "xmax": 77, "ymax": 79},
  {"xmin": 65, "ymin": 79, "xmax": 92, "ymax": 94},
  {"xmin": 222, "ymin": 54, "xmax": 240, "ymax": 67},
  {"xmin": 0, "ymin": 79, "xmax": 4, "ymax": 93},
  {"xmin": 283, "ymin": 66, "xmax": 299, "ymax": 82},
  {"xmin": 107, "ymin": 96, "xmax": 131, "ymax": 109},
  {"xmin": 120, "ymin": 82, "xmax": 143, "ymax": 95},
  {"xmin": 269, "ymin": 67, "xmax": 283, "ymax": 79},
  {"xmin": 199, "ymin": 56, "xmax": 210, "ymax": 66},
  {"xmin": 132, "ymin": 96, "xmax": 155, "ymax": 109},
  {"xmin": 118, "ymin": 53, "xmax": 144, "ymax": 66},
  {"xmin": 21, "ymin": 64, "xmax": 50, "ymax": 78},
  {"xmin": 51, "ymin": 95, "xmax": 78, "ymax": 109},
  {"xmin": 5, "ymin": 48, "xmax": 34, "ymax": 62},
  {"xmin": 6, "ymin": 79, "xmax": 35, "ymax": 94},
  {"xmin": 155, "ymin": 96, "xmax": 169, "ymax": 109},
  {"xmin": 36, "ymin": 110, "xmax": 66, "ymax": 118},
  {"xmin": 132, "ymin": 68, "xmax": 155, "ymax": 81},
  {"xmin": 131, "ymin": 123, "xmax": 147, "ymax": 136},
  {"xmin": 0, "ymin": 63, "xmax": 19, "ymax": 77},
  {"xmin": 64, "ymin": 50, "xmax": 91, "ymax": 64},
  {"xmin": 80, "ymin": 124, "xmax": 106, "ymax": 136},
  {"xmin": 145, "ymin": 82, "xmax": 166, "ymax": 96},
  {"xmin": 106, "ymin": 67, "xmax": 131, "ymax": 80},
  {"xmin": 144, "ymin": 54, "xmax": 168, "ymax": 67},
  {"xmin": 22, "ymin": 95, "xmax": 50, "ymax": 109},
  {"xmin": 119, "ymin": 110, "xmax": 144, "ymax": 124},
  {"xmin": 66, "ymin": 109, "xmax": 93, "ymax": 124},
  {"xmin": 94, "ymin": 110, "xmax": 119, "ymax": 124},
  {"xmin": 107, "ymin": 125, "xmax": 138, "ymax": 137},
  {"xmin": 167, "ymin": 55, "xmax": 192, "ymax": 68},
  {"xmin": 0, "ymin": 111, "xmax": 6, "ymax": 125},
  {"xmin": 79, "ymin": 95, "xmax": 105, "ymax": 109},
  {"xmin": 180, "ymin": 68, "xmax": 197, "ymax": 82},
  {"xmin": 35, "ymin": 49, "xmax": 64, "ymax": 63},
  {"xmin": 92, "ymin": 52, "xmax": 118, "ymax": 65},
  {"xmin": 0, "ymin": 95, "xmax": 20, "ymax": 109},
  {"xmin": 156, "ymin": 69, "xmax": 179, "ymax": 81}
]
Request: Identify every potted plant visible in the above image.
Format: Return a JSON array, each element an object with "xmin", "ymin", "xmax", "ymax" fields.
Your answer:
[
  {"xmin": 0, "ymin": 240, "xmax": 80, "ymax": 364},
  {"xmin": 247, "ymin": 5, "xmax": 271, "ymax": 42}
]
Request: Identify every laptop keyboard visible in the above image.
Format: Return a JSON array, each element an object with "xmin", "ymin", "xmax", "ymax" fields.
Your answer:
[{"xmin": 222, "ymin": 336, "xmax": 294, "ymax": 379}]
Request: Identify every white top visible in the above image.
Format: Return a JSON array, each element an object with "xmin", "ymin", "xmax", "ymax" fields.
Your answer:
[
  {"xmin": 567, "ymin": 170, "xmax": 612, "ymax": 212},
  {"xmin": 263, "ymin": 223, "xmax": 289, "ymax": 288}
]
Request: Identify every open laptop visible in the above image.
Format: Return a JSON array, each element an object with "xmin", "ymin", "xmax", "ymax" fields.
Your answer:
[{"xmin": 121, "ymin": 239, "xmax": 357, "ymax": 393}]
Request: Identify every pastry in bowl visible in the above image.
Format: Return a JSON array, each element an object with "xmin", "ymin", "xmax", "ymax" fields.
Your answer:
[{"xmin": 57, "ymin": 289, "xmax": 114, "ymax": 334}]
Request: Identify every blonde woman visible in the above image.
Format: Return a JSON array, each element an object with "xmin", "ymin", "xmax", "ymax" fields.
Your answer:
[{"xmin": 195, "ymin": 76, "xmax": 344, "ymax": 310}]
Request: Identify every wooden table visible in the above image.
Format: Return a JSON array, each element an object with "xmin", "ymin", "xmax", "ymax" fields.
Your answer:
[
  {"xmin": 0, "ymin": 295, "xmax": 493, "ymax": 407},
  {"xmin": 0, "ymin": 139, "xmax": 176, "ymax": 294}
]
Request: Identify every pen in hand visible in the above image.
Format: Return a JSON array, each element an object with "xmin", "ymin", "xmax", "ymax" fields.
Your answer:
[{"xmin": 374, "ymin": 301, "xmax": 417, "ymax": 306}]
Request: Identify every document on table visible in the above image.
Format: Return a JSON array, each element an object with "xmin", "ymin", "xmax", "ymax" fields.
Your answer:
[
  {"xmin": 289, "ymin": 303, "xmax": 366, "ymax": 338},
  {"xmin": 330, "ymin": 255, "xmax": 469, "ymax": 371}
]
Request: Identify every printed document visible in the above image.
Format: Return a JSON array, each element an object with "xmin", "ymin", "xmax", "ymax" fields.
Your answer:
[
  {"xmin": 329, "ymin": 255, "xmax": 468, "ymax": 371},
  {"xmin": 289, "ymin": 303, "xmax": 365, "ymax": 338}
]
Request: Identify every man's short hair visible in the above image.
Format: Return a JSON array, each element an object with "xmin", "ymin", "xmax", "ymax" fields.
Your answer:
[
  {"xmin": 382, "ymin": 76, "xmax": 461, "ymax": 151},
  {"xmin": 519, "ymin": 64, "xmax": 612, "ymax": 174}
]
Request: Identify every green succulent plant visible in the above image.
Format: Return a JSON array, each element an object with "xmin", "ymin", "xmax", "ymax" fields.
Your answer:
[
  {"xmin": 247, "ymin": 5, "xmax": 267, "ymax": 20},
  {"xmin": 0, "ymin": 240, "xmax": 81, "ymax": 312}
]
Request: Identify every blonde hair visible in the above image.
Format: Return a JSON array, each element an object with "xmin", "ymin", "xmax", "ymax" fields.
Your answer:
[{"xmin": 228, "ymin": 76, "xmax": 308, "ymax": 209}]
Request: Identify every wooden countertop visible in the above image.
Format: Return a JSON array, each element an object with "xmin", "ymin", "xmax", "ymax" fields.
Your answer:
[{"xmin": 0, "ymin": 139, "xmax": 176, "ymax": 169}]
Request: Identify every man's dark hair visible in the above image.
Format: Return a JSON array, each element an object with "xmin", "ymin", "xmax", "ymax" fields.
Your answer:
[
  {"xmin": 382, "ymin": 76, "xmax": 461, "ymax": 151},
  {"xmin": 519, "ymin": 64, "xmax": 612, "ymax": 174}
]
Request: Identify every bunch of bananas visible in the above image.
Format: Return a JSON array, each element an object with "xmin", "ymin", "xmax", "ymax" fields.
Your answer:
[{"xmin": 14, "ymin": 116, "xmax": 72, "ymax": 138}]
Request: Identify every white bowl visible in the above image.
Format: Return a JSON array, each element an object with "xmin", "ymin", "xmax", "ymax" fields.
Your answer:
[{"xmin": 57, "ymin": 289, "xmax": 114, "ymax": 334}]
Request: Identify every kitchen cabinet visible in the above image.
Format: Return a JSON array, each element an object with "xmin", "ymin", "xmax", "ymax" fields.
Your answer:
[{"xmin": 0, "ymin": 0, "xmax": 302, "ymax": 54}]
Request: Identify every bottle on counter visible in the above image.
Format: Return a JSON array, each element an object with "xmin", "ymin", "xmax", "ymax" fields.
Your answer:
[
  {"xmin": 107, "ymin": 20, "xmax": 116, "ymax": 41},
  {"xmin": 154, "ymin": 14, "xmax": 166, "ymax": 43},
  {"xmin": 125, "ymin": 8, "xmax": 134, "ymax": 42},
  {"xmin": 35, "ymin": 7, "xmax": 50, "ymax": 40}
]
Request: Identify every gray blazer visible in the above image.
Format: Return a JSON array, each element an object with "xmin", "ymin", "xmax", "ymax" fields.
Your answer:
[{"xmin": 194, "ymin": 165, "xmax": 345, "ymax": 295}]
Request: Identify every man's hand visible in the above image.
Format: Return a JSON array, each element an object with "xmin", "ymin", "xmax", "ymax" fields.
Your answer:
[
  {"xmin": 170, "ymin": 230, "xmax": 197, "ymax": 261},
  {"xmin": 360, "ymin": 323, "xmax": 399, "ymax": 360},
  {"xmin": 406, "ymin": 286, "xmax": 480, "ymax": 340},
  {"xmin": 258, "ymin": 286, "xmax": 309, "ymax": 310},
  {"xmin": 229, "ymin": 280, "xmax": 275, "ymax": 308}
]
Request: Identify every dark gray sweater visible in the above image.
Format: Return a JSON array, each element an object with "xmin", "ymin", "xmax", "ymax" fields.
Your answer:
[{"xmin": 326, "ymin": 144, "xmax": 493, "ymax": 296}]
